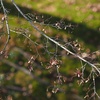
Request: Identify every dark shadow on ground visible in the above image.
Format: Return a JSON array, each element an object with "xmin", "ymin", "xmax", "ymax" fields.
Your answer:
[{"xmin": 1, "ymin": 1, "xmax": 100, "ymax": 48}]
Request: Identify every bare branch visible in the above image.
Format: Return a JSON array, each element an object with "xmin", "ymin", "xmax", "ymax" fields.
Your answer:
[
  {"xmin": 11, "ymin": 0, "xmax": 100, "ymax": 74},
  {"xmin": 0, "ymin": 0, "xmax": 10, "ymax": 55},
  {"xmin": 2, "ymin": 59, "xmax": 48, "ymax": 85}
]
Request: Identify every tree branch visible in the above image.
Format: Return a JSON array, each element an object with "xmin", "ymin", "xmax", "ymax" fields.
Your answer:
[
  {"xmin": 11, "ymin": 0, "xmax": 100, "ymax": 74},
  {"xmin": 0, "ymin": 0, "xmax": 10, "ymax": 55},
  {"xmin": 2, "ymin": 59, "xmax": 48, "ymax": 85}
]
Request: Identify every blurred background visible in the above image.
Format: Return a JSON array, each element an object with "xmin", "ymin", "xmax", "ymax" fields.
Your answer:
[{"xmin": 0, "ymin": 0, "xmax": 100, "ymax": 100}]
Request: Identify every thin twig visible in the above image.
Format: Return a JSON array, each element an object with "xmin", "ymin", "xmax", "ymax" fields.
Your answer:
[
  {"xmin": 10, "ymin": 29, "xmax": 38, "ymax": 45},
  {"xmin": 93, "ymin": 72, "xmax": 96, "ymax": 100},
  {"xmin": 0, "ymin": 0, "xmax": 10, "ymax": 55},
  {"xmin": 92, "ymin": 72, "xmax": 100, "ymax": 100}
]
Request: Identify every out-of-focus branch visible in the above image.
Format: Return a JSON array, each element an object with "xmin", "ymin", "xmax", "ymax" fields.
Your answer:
[
  {"xmin": 0, "ymin": 85, "xmax": 32, "ymax": 97},
  {"xmin": 2, "ymin": 59, "xmax": 48, "ymax": 85},
  {"xmin": 12, "ymin": 47, "xmax": 43, "ymax": 69},
  {"xmin": 0, "ymin": 85, "xmax": 27, "ymax": 93}
]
